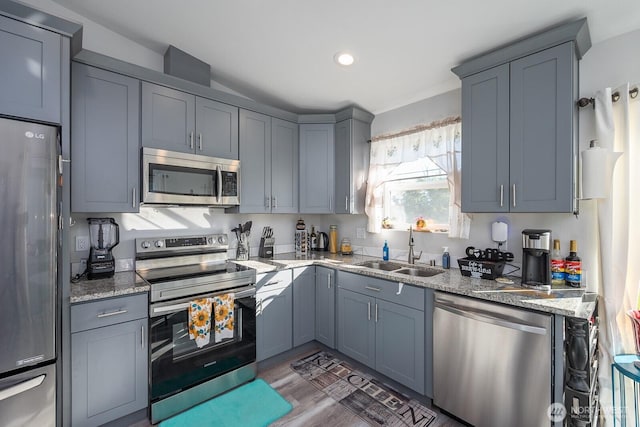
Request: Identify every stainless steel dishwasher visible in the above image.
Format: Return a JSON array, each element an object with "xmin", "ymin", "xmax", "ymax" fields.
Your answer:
[{"xmin": 433, "ymin": 292, "xmax": 553, "ymax": 427}]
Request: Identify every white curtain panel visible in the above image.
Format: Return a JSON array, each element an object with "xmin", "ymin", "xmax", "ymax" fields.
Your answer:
[
  {"xmin": 364, "ymin": 122, "xmax": 470, "ymax": 238},
  {"xmin": 594, "ymin": 84, "xmax": 640, "ymax": 426}
]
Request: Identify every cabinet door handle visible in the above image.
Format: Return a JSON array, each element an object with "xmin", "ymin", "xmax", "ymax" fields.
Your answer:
[
  {"xmin": 198, "ymin": 133, "xmax": 203, "ymax": 151},
  {"xmin": 367, "ymin": 301, "xmax": 371, "ymax": 321},
  {"xmin": 272, "ymin": 196, "xmax": 277, "ymax": 209},
  {"xmin": 265, "ymin": 196, "xmax": 271, "ymax": 209},
  {"xmin": 132, "ymin": 187, "xmax": 136, "ymax": 209},
  {"xmin": 189, "ymin": 131, "xmax": 194, "ymax": 150},
  {"xmin": 327, "ymin": 274, "xmax": 331, "ymax": 289},
  {"xmin": 499, "ymin": 185, "xmax": 504, "ymax": 207},
  {"xmin": 97, "ymin": 309, "xmax": 128, "ymax": 318},
  {"xmin": 141, "ymin": 325, "xmax": 144, "ymax": 349},
  {"xmin": 345, "ymin": 196, "xmax": 348, "ymax": 211},
  {"xmin": 375, "ymin": 303, "xmax": 378, "ymax": 323},
  {"xmin": 266, "ymin": 280, "xmax": 282, "ymax": 286},
  {"xmin": 329, "ymin": 197, "xmax": 332, "ymax": 211},
  {"xmin": 512, "ymin": 184, "xmax": 516, "ymax": 208},
  {"xmin": 365, "ymin": 286, "xmax": 381, "ymax": 292}
]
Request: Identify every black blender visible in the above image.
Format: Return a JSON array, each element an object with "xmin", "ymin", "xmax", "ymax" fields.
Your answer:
[{"xmin": 87, "ymin": 218, "xmax": 120, "ymax": 279}]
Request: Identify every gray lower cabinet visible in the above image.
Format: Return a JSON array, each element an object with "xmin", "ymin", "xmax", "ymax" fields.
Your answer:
[
  {"xmin": 142, "ymin": 82, "xmax": 239, "ymax": 158},
  {"xmin": 315, "ymin": 266, "xmax": 336, "ymax": 348},
  {"xmin": 299, "ymin": 123, "xmax": 334, "ymax": 213},
  {"xmin": 334, "ymin": 119, "xmax": 370, "ymax": 214},
  {"xmin": 293, "ymin": 267, "xmax": 315, "ymax": 347},
  {"xmin": 71, "ymin": 62, "xmax": 140, "ymax": 212},
  {"xmin": 256, "ymin": 270, "xmax": 293, "ymax": 362},
  {"xmin": 238, "ymin": 110, "xmax": 298, "ymax": 213},
  {"xmin": 460, "ymin": 41, "xmax": 577, "ymax": 213},
  {"xmin": 71, "ymin": 294, "xmax": 148, "ymax": 427},
  {"xmin": 337, "ymin": 272, "xmax": 425, "ymax": 393},
  {"xmin": 0, "ymin": 15, "xmax": 61, "ymax": 123}
]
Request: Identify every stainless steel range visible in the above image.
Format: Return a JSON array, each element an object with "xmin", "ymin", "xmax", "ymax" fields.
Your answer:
[{"xmin": 136, "ymin": 233, "xmax": 257, "ymax": 424}]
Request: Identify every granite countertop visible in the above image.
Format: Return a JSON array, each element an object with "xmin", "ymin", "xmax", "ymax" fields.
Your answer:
[
  {"xmin": 240, "ymin": 252, "xmax": 597, "ymax": 319},
  {"xmin": 70, "ymin": 271, "xmax": 149, "ymax": 304},
  {"xmin": 70, "ymin": 252, "xmax": 597, "ymax": 318}
]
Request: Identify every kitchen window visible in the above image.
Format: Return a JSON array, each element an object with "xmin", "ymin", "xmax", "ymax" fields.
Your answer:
[
  {"xmin": 365, "ymin": 118, "xmax": 471, "ymax": 238},
  {"xmin": 381, "ymin": 157, "xmax": 449, "ymax": 232}
]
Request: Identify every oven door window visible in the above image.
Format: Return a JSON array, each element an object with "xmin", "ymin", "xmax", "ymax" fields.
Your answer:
[
  {"xmin": 150, "ymin": 295, "xmax": 256, "ymax": 401},
  {"xmin": 148, "ymin": 163, "xmax": 216, "ymax": 197}
]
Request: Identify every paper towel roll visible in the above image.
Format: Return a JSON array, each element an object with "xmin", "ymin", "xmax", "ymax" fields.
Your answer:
[{"xmin": 581, "ymin": 146, "xmax": 621, "ymax": 199}]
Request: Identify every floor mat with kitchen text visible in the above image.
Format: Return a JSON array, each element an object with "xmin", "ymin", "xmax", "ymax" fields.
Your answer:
[{"xmin": 291, "ymin": 351, "xmax": 436, "ymax": 427}]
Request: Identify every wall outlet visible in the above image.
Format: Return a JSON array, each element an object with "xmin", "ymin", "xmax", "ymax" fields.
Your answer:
[
  {"xmin": 356, "ymin": 227, "xmax": 366, "ymax": 239},
  {"xmin": 75, "ymin": 236, "xmax": 89, "ymax": 252}
]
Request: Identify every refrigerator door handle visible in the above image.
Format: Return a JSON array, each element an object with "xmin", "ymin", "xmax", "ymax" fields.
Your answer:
[{"xmin": 0, "ymin": 374, "xmax": 45, "ymax": 402}]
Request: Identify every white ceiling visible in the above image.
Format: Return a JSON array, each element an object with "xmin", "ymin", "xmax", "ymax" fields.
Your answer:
[{"xmin": 52, "ymin": 0, "xmax": 640, "ymax": 114}]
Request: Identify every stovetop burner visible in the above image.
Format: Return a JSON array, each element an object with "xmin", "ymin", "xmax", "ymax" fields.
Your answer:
[
  {"xmin": 135, "ymin": 233, "xmax": 256, "ymax": 302},
  {"xmin": 137, "ymin": 261, "xmax": 252, "ymax": 284}
]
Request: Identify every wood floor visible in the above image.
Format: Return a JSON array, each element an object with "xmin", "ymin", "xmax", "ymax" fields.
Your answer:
[{"xmin": 128, "ymin": 343, "xmax": 465, "ymax": 427}]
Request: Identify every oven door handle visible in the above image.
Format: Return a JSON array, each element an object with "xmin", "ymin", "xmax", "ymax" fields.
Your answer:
[{"xmin": 150, "ymin": 286, "xmax": 256, "ymax": 317}]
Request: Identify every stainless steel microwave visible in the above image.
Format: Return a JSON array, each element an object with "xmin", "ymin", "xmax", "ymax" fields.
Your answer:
[{"xmin": 142, "ymin": 148, "xmax": 240, "ymax": 206}]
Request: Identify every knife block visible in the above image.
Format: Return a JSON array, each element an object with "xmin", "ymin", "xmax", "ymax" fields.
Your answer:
[{"xmin": 259, "ymin": 237, "xmax": 275, "ymax": 258}]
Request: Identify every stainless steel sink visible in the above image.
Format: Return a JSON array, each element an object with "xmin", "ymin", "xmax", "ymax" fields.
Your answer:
[
  {"xmin": 393, "ymin": 267, "xmax": 443, "ymax": 277},
  {"xmin": 356, "ymin": 261, "xmax": 406, "ymax": 271},
  {"xmin": 356, "ymin": 261, "xmax": 443, "ymax": 278}
]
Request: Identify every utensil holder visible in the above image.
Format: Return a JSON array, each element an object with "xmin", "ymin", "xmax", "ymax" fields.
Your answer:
[
  {"xmin": 236, "ymin": 235, "xmax": 249, "ymax": 260},
  {"xmin": 259, "ymin": 237, "xmax": 275, "ymax": 258}
]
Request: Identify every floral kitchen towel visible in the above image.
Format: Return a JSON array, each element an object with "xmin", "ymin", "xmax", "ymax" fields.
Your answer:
[
  {"xmin": 188, "ymin": 298, "xmax": 213, "ymax": 348},
  {"xmin": 213, "ymin": 293, "xmax": 235, "ymax": 343}
]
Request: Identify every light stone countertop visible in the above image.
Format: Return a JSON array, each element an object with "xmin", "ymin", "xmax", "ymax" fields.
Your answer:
[
  {"xmin": 70, "ymin": 271, "xmax": 149, "ymax": 304},
  {"xmin": 70, "ymin": 252, "xmax": 597, "ymax": 319},
  {"xmin": 246, "ymin": 252, "xmax": 597, "ymax": 319}
]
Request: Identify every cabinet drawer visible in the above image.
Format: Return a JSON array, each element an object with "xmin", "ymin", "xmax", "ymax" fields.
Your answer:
[
  {"xmin": 71, "ymin": 293, "xmax": 148, "ymax": 333},
  {"xmin": 337, "ymin": 271, "xmax": 424, "ymax": 311},
  {"xmin": 256, "ymin": 270, "xmax": 292, "ymax": 292}
]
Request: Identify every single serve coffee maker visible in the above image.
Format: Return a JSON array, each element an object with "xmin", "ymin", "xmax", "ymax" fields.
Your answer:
[
  {"xmin": 521, "ymin": 229, "xmax": 551, "ymax": 288},
  {"xmin": 87, "ymin": 217, "xmax": 120, "ymax": 279}
]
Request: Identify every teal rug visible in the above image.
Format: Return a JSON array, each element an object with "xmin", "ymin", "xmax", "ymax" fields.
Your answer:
[{"xmin": 159, "ymin": 379, "xmax": 292, "ymax": 427}]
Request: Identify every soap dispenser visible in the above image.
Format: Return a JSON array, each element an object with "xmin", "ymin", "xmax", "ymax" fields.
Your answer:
[{"xmin": 442, "ymin": 247, "xmax": 450, "ymax": 269}]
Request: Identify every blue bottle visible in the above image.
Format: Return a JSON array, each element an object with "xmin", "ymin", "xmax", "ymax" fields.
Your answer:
[
  {"xmin": 442, "ymin": 247, "xmax": 450, "ymax": 269},
  {"xmin": 382, "ymin": 240, "xmax": 389, "ymax": 261}
]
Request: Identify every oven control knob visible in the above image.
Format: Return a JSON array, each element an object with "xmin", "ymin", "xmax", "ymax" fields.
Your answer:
[
  {"xmin": 207, "ymin": 237, "xmax": 214, "ymax": 245},
  {"xmin": 218, "ymin": 236, "xmax": 227, "ymax": 244},
  {"xmin": 141, "ymin": 241, "xmax": 151, "ymax": 249},
  {"xmin": 154, "ymin": 240, "xmax": 164, "ymax": 248}
]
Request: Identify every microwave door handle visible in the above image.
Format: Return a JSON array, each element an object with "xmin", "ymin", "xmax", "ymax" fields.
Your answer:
[{"xmin": 216, "ymin": 165, "xmax": 222, "ymax": 203}]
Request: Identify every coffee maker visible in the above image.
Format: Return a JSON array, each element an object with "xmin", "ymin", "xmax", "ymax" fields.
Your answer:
[
  {"xmin": 521, "ymin": 229, "xmax": 552, "ymax": 287},
  {"xmin": 87, "ymin": 218, "xmax": 120, "ymax": 279}
]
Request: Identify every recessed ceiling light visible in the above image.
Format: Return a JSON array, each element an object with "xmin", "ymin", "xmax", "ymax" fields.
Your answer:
[{"xmin": 334, "ymin": 52, "xmax": 355, "ymax": 66}]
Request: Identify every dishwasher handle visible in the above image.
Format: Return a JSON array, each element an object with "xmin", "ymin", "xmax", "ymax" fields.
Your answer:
[{"xmin": 434, "ymin": 299, "xmax": 548, "ymax": 335}]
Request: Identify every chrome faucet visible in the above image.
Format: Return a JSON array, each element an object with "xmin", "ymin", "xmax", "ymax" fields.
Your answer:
[{"xmin": 408, "ymin": 226, "xmax": 423, "ymax": 264}]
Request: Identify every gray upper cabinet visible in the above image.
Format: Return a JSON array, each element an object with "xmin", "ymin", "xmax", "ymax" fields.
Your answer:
[
  {"xmin": 334, "ymin": 119, "xmax": 371, "ymax": 214},
  {"xmin": 142, "ymin": 82, "xmax": 239, "ymax": 158},
  {"xmin": 509, "ymin": 43, "xmax": 575, "ymax": 212},
  {"xmin": 0, "ymin": 15, "xmax": 61, "ymax": 123},
  {"xmin": 458, "ymin": 23, "xmax": 585, "ymax": 213},
  {"xmin": 238, "ymin": 110, "xmax": 298, "ymax": 213},
  {"xmin": 461, "ymin": 64, "xmax": 510, "ymax": 212},
  {"xmin": 299, "ymin": 123, "xmax": 334, "ymax": 213},
  {"xmin": 71, "ymin": 63, "xmax": 140, "ymax": 213},
  {"xmin": 271, "ymin": 118, "xmax": 299, "ymax": 213},
  {"xmin": 195, "ymin": 97, "xmax": 239, "ymax": 158},
  {"xmin": 315, "ymin": 267, "xmax": 335, "ymax": 348},
  {"xmin": 142, "ymin": 82, "xmax": 195, "ymax": 153},
  {"xmin": 293, "ymin": 267, "xmax": 315, "ymax": 347}
]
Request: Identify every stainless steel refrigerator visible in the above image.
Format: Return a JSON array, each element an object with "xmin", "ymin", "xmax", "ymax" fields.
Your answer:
[{"xmin": 0, "ymin": 117, "xmax": 58, "ymax": 426}]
